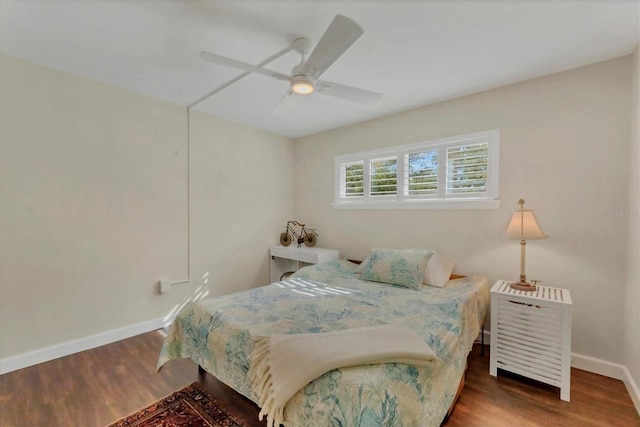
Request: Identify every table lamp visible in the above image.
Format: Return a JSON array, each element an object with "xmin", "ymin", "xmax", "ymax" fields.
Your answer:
[{"xmin": 501, "ymin": 199, "xmax": 548, "ymax": 291}]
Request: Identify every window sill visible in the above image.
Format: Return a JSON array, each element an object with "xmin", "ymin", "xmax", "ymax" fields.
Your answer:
[{"xmin": 332, "ymin": 198, "xmax": 502, "ymax": 210}]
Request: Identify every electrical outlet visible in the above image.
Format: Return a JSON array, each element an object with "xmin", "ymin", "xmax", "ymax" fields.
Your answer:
[{"xmin": 159, "ymin": 280, "xmax": 170, "ymax": 294}]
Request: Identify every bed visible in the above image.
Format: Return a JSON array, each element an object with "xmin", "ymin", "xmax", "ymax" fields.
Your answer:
[{"xmin": 158, "ymin": 253, "xmax": 489, "ymax": 426}]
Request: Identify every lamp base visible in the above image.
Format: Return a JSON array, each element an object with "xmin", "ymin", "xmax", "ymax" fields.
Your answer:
[{"xmin": 509, "ymin": 281, "xmax": 537, "ymax": 292}]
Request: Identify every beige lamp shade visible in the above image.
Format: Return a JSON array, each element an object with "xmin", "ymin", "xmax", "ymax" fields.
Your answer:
[{"xmin": 501, "ymin": 210, "xmax": 548, "ymax": 240}]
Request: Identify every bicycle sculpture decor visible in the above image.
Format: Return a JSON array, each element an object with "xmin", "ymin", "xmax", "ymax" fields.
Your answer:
[{"xmin": 280, "ymin": 220, "xmax": 318, "ymax": 248}]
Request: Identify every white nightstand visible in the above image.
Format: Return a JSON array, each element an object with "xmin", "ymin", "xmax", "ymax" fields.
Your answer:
[
  {"xmin": 269, "ymin": 246, "xmax": 340, "ymax": 283},
  {"xmin": 489, "ymin": 280, "xmax": 572, "ymax": 401}
]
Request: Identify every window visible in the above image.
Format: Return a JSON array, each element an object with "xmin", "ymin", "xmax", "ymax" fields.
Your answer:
[
  {"xmin": 370, "ymin": 157, "xmax": 397, "ymax": 196},
  {"xmin": 334, "ymin": 130, "xmax": 500, "ymax": 209},
  {"xmin": 343, "ymin": 161, "xmax": 364, "ymax": 197},
  {"xmin": 406, "ymin": 149, "xmax": 438, "ymax": 196}
]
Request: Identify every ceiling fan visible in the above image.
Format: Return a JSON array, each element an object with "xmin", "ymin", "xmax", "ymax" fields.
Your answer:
[{"xmin": 199, "ymin": 15, "xmax": 382, "ymax": 113}]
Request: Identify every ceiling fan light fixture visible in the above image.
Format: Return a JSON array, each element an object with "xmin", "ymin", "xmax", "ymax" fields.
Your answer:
[{"xmin": 291, "ymin": 76, "xmax": 314, "ymax": 95}]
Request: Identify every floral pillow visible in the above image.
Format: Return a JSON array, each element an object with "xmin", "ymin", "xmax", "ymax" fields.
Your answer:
[{"xmin": 359, "ymin": 248, "xmax": 434, "ymax": 290}]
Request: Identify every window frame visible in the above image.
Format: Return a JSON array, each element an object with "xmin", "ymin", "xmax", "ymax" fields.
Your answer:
[{"xmin": 333, "ymin": 130, "xmax": 501, "ymax": 210}]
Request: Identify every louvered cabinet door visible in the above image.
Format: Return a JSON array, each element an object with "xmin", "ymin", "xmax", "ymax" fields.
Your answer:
[{"xmin": 489, "ymin": 280, "xmax": 572, "ymax": 401}]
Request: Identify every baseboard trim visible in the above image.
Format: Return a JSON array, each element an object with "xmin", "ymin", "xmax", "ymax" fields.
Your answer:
[
  {"xmin": 571, "ymin": 352, "xmax": 626, "ymax": 380},
  {"xmin": 571, "ymin": 352, "xmax": 640, "ymax": 415},
  {"xmin": 622, "ymin": 366, "xmax": 640, "ymax": 415},
  {"xmin": 0, "ymin": 317, "xmax": 165, "ymax": 375},
  {"xmin": 480, "ymin": 328, "xmax": 490, "ymax": 345}
]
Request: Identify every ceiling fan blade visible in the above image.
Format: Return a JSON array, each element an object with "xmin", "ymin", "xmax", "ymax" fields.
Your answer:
[
  {"xmin": 298, "ymin": 15, "xmax": 363, "ymax": 81},
  {"xmin": 315, "ymin": 80, "xmax": 382, "ymax": 104},
  {"xmin": 199, "ymin": 51, "xmax": 290, "ymax": 81},
  {"xmin": 272, "ymin": 91, "xmax": 298, "ymax": 115}
]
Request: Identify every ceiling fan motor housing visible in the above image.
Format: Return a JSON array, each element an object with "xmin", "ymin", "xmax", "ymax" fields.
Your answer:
[
  {"xmin": 292, "ymin": 37, "xmax": 312, "ymax": 55},
  {"xmin": 291, "ymin": 75, "xmax": 315, "ymax": 94}
]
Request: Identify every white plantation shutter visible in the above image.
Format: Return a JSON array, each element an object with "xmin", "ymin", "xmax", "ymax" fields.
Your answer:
[
  {"xmin": 343, "ymin": 161, "xmax": 364, "ymax": 197},
  {"xmin": 406, "ymin": 150, "xmax": 438, "ymax": 196},
  {"xmin": 370, "ymin": 157, "xmax": 397, "ymax": 196},
  {"xmin": 335, "ymin": 130, "xmax": 499, "ymax": 209},
  {"xmin": 446, "ymin": 142, "xmax": 489, "ymax": 195}
]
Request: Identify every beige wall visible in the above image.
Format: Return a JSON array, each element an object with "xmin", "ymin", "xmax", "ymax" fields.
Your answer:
[
  {"xmin": 625, "ymin": 46, "xmax": 640, "ymax": 396},
  {"xmin": 188, "ymin": 110, "xmax": 294, "ymax": 296},
  {"xmin": 0, "ymin": 54, "xmax": 293, "ymax": 359},
  {"xmin": 293, "ymin": 57, "xmax": 632, "ymax": 364}
]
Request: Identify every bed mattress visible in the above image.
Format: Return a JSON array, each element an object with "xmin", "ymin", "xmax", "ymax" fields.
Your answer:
[{"xmin": 158, "ymin": 260, "xmax": 489, "ymax": 426}]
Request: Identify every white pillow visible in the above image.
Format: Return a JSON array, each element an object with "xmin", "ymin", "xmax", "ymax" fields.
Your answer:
[
  {"xmin": 354, "ymin": 255, "xmax": 370, "ymax": 274},
  {"xmin": 424, "ymin": 252, "xmax": 456, "ymax": 288}
]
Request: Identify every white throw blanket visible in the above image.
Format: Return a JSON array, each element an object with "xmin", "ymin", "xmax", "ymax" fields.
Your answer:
[{"xmin": 247, "ymin": 323, "xmax": 438, "ymax": 427}]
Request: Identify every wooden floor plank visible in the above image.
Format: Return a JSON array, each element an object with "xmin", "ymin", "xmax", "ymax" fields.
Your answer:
[{"xmin": 0, "ymin": 331, "xmax": 637, "ymax": 426}]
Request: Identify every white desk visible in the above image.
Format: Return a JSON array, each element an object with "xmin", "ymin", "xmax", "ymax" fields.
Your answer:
[{"xmin": 269, "ymin": 245, "xmax": 339, "ymax": 283}]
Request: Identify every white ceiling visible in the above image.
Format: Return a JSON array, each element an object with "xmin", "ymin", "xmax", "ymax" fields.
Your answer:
[{"xmin": 1, "ymin": 0, "xmax": 638, "ymax": 138}]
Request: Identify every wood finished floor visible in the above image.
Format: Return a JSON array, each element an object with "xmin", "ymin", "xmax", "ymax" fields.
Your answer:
[{"xmin": 0, "ymin": 330, "xmax": 638, "ymax": 427}]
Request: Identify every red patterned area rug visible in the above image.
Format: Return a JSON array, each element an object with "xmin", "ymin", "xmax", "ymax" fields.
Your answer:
[{"xmin": 106, "ymin": 382, "xmax": 243, "ymax": 427}]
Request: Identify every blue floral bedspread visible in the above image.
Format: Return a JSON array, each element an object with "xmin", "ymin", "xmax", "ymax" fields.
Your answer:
[{"xmin": 158, "ymin": 260, "xmax": 489, "ymax": 426}]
